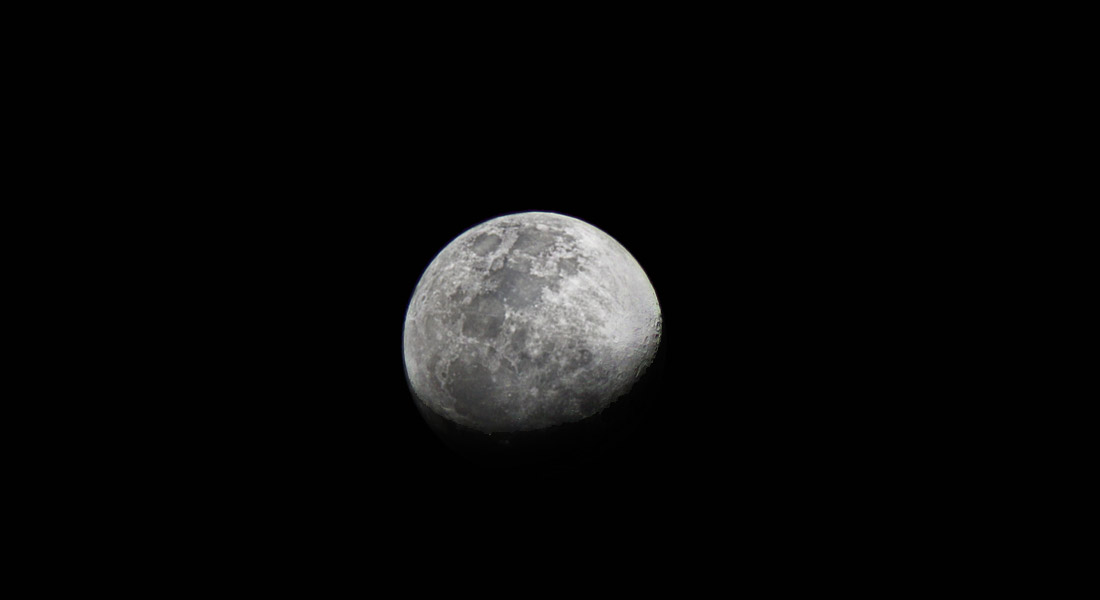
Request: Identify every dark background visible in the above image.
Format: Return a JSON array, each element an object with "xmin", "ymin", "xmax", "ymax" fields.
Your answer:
[
  {"xmin": 211, "ymin": 158, "xmax": 910, "ymax": 530},
  {"xmin": 41, "ymin": 7, "xmax": 1010, "ymax": 586},
  {"xmin": 125, "ymin": 21, "xmax": 953, "ymax": 559},
  {"xmin": 174, "ymin": 94, "xmax": 917, "ymax": 524}
]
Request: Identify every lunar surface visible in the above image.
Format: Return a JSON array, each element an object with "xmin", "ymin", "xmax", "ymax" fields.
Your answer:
[{"xmin": 403, "ymin": 212, "xmax": 662, "ymax": 434}]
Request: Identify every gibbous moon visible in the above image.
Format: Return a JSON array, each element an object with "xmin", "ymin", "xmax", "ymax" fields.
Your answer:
[{"xmin": 403, "ymin": 212, "xmax": 661, "ymax": 435}]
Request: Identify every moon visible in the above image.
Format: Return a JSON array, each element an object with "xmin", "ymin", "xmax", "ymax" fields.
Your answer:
[{"xmin": 403, "ymin": 212, "xmax": 662, "ymax": 436}]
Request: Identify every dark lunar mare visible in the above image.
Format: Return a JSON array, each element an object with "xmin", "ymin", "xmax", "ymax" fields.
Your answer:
[{"xmin": 406, "ymin": 329, "xmax": 668, "ymax": 469}]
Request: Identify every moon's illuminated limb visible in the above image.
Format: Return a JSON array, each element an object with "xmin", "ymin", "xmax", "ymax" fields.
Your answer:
[{"xmin": 403, "ymin": 212, "xmax": 661, "ymax": 433}]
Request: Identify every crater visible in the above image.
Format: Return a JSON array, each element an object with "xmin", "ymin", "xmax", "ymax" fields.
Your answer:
[
  {"xmin": 566, "ymin": 347, "xmax": 593, "ymax": 371},
  {"xmin": 509, "ymin": 326, "xmax": 528, "ymax": 349},
  {"xmin": 512, "ymin": 228, "xmax": 564, "ymax": 256},
  {"xmin": 470, "ymin": 233, "xmax": 502, "ymax": 256},
  {"xmin": 557, "ymin": 257, "xmax": 580, "ymax": 276},
  {"xmin": 489, "ymin": 267, "xmax": 546, "ymax": 307},
  {"xmin": 461, "ymin": 294, "xmax": 505, "ymax": 339},
  {"xmin": 445, "ymin": 357, "xmax": 509, "ymax": 425}
]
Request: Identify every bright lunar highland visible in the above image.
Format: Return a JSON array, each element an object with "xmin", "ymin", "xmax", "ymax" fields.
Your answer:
[{"xmin": 403, "ymin": 212, "xmax": 661, "ymax": 433}]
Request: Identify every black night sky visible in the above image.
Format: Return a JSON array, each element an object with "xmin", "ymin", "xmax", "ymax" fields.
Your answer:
[
  {"xmin": 150, "ymin": 41, "xmax": 937, "ymax": 553},
  {"xmin": 181, "ymin": 113, "xmax": 924, "ymax": 527},
  {"xmin": 70, "ymin": 8, "xmax": 984, "ymax": 587},
  {"xmin": 236, "ymin": 166, "xmax": 906, "ymax": 521}
]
